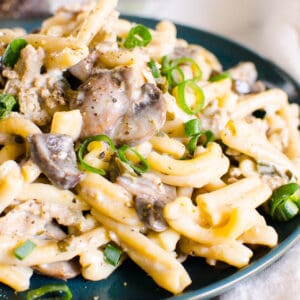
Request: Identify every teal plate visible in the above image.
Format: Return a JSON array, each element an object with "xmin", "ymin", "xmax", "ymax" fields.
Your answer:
[{"xmin": 0, "ymin": 16, "xmax": 300, "ymax": 300}]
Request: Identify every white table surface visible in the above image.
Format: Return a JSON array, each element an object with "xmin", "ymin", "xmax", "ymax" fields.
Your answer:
[{"xmin": 117, "ymin": 1, "xmax": 300, "ymax": 300}]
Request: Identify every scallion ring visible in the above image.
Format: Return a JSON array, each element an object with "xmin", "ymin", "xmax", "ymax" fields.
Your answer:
[
  {"xmin": 124, "ymin": 24, "xmax": 152, "ymax": 49},
  {"xmin": 104, "ymin": 243, "xmax": 123, "ymax": 266},
  {"xmin": 3, "ymin": 38, "xmax": 28, "ymax": 67},
  {"xmin": 209, "ymin": 72, "xmax": 231, "ymax": 82},
  {"xmin": 173, "ymin": 79, "xmax": 205, "ymax": 114},
  {"xmin": 77, "ymin": 135, "xmax": 115, "ymax": 176},
  {"xmin": 170, "ymin": 57, "xmax": 202, "ymax": 81},
  {"xmin": 26, "ymin": 284, "xmax": 72, "ymax": 300},
  {"xmin": 147, "ymin": 60, "xmax": 160, "ymax": 78},
  {"xmin": 268, "ymin": 182, "xmax": 300, "ymax": 221},
  {"xmin": 117, "ymin": 144, "xmax": 149, "ymax": 175},
  {"xmin": 14, "ymin": 240, "xmax": 36, "ymax": 260},
  {"xmin": 167, "ymin": 66, "xmax": 185, "ymax": 88}
]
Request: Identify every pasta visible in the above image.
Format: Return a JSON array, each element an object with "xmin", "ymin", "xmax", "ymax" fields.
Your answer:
[{"xmin": 0, "ymin": 0, "xmax": 299, "ymax": 296}]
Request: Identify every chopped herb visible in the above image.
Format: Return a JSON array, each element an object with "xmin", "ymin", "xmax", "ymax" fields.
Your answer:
[
  {"xmin": 0, "ymin": 94, "xmax": 17, "ymax": 119},
  {"xmin": 209, "ymin": 71, "xmax": 231, "ymax": 82},
  {"xmin": 268, "ymin": 183, "xmax": 300, "ymax": 221},
  {"xmin": 14, "ymin": 240, "xmax": 36, "ymax": 260},
  {"xmin": 77, "ymin": 135, "xmax": 115, "ymax": 176},
  {"xmin": 104, "ymin": 243, "xmax": 123, "ymax": 266},
  {"xmin": 26, "ymin": 284, "xmax": 72, "ymax": 300},
  {"xmin": 124, "ymin": 25, "xmax": 152, "ymax": 49},
  {"xmin": 173, "ymin": 79, "xmax": 205, "ymax": 114},
  {"xmin": 3, "ymin": 38, "xmax": 28, "ymax": 67},
  {"xmin": 184, "ymin": 119, "xmax": 202, "ymax": 137},
  {"xmin": 117, "ymin": 144, "xmax": 149, "ymax": 175}
]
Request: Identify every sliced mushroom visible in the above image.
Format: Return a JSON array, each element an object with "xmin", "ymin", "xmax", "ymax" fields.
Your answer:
[
  {"xmin": 228, "ymin": 62, "xmax": 265, "ymax": 94},
  {"xmin": 34, "ymin": 260, "xmax": 80, "ymax": 280},
  {"xmin": 113, "ymin": 83, "xmax": 166, "ymax": 145},
  {"xmin": 116, "ymin": 174, "xmax": 176, "ymax": 232},
  {"xmin": 134, "ymin": 194, "xmax": 167, "ymax": 232},
  {"xmin": 73, "ymin": 67, "xmax": 166, "ymax": 145},
  {"xmin": 29, "ymin": 133, "xmax": 83, "ymax": 190},
  {"xmin": 68, "ymin": 51, "xmax": 98, "ymax": 82}
]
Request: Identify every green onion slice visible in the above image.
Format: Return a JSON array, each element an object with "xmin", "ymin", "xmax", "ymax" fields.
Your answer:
[
  {"xmin": 117, "ymin": 144, "xmax": 149, "ymax": 175},
  {"xmin": 187, "ymin": 130, "xmax": 214, "ymax": 155},
  {"xmin": 174, "ymin": 79, "xmax": 205, "ymax": 114},
  {"xmin": 3, "ymin": 38, "xmax": 28, "ymax": 67},
  {"xmin": 14, "ymin": 240, "xmax": 36, "ymax": 260},
  {"xmin": 147, "ymin": 60, "xmax": 160, "ymax": 78},
  {"xmin": 161, "ymin": 55, "xmax": 171, "ymax": 74},
  {"xmin": 209, "ymin": 72, "xmax": 231, "ymax": 82},
  {"xmin": 184, "ymin": 119, "xmax": 202, "ymax": 137},
  {"xmin": 187, "ymin": 134, "xmax": 200, "ymax": 155},
  {"xmin": 202, "ymin": 130, "xmax": 214, "ymax": 147},
  {"xmin": 268, "ymin": 182, "xmax": 300, "ymax": 221},
  {"xmin": 167, "ymin": 66, "xmax": 185, "ymax": 89},
  {"xmin": 26, "ymin": 284, "xmax": 72, "ymax": 300},
  {"xmin": 104, "ymin": 243, "xmax": 123, "ymax": 267},
  {"xmin": 124, "ymin": 25, "xmax": 152, "ymax": 49},
  {"xmin": 77, "ymin": 135, "xmax": 115, "ymax": 176},
  {"xmin": 0, "ymin": 94, "xmax": 17, "ymax": 119},
  {"xmin": 170, "ymin": 57, "xmax": 202, "ymax": 81}
]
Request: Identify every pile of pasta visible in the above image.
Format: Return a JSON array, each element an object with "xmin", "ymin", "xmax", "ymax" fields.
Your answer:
[{"xmin": 0, "ymin": 0, "xmax": 299, "ymax": 296}]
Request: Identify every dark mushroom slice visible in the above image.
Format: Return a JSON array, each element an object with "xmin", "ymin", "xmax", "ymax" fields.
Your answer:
[
  {"xmin": 74, "ymin": 67, "xmax": 166, "ymax": 145},
  {"xmin": 134, "ymin": 194, "xmax": 168, "ymax": 232},
  {"xmin": 74, "ymin": 67, "xmax": 132, "ymax": 139},
  {"xmin": 228, "ymin": 62, "xmax": 265, "ymax": 94},
  {"xmin": 68, "ymin": 51, "xmax": 98, "ymax": 82},
  {"xmin": 112, "ymin": 83, "xmax": 166, "ymax": 145},
  {"xmin": 29, "ymin": 133, "xmax": 83, "ymax": 190},
  {"xmin": 116, "ymin": 175, "xmax": 176, "ymax": 232}
]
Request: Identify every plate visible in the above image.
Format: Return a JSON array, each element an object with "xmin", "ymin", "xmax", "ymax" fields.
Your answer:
[{"xmin": 1, "ymin": 15, "xmax": 300, "ymax": 300}]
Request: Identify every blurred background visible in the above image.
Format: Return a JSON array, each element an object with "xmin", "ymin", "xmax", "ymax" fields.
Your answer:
[{"xmin": 0, "ymin": 0, "xmax": 299, "ymax": 81}]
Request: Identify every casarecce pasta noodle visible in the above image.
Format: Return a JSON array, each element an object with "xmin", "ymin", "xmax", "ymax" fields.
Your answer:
[{"xmin": 0, "ymin": 0, "xmax": 299, "ymax": 297}]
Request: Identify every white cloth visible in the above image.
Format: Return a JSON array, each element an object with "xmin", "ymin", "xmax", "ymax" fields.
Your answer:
[{"xmin": 117, "ymin": 1, "xmax": 300, "ymax": 300}]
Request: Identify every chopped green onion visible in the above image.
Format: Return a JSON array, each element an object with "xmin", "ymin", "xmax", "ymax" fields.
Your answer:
[
  {"xmin": 174, "ymin": 79, "xmax": 205, "ymax": 114},
  {"xmin": 209, "ymin": 72, "xmax": 231, "ymax": 82},
  {"xmin": 147, "ymin": 60, "xmax": 160, "ymax": 78},
  {"xmin": 268, "ymin": 182, "xmax": 300, "ymax": 221},
  {"xmin": 161, "ymin": 55, "xmax": 171, "ymax": 74},
  {"xmin": 3, "ymin": 38, "xmax": 28, "ymax": 67},
  {"xmin": 26, "ymin": 284, "xmax": 72, "ymax": 300},
  {"xmin": 167, "ymin": 66, "xmax": 185, "ymax": 89},
  {"xmin": 77, "ymin": 135, "xmax": 115, "ymax": 176},
  {"xmin": 14, "ymin": 240, "xmax": 36, "ymax": 260},
  {"xmin": 170, "ymin": 57, "xmax": 202, "ymax": 81},
  {"xmin": 161, "ymin": 57, "xmax": 202, "ymax": 89},
  {"xmin": 184, "ymin": 119, "xmax": 202, "ymax": 137},
  {"xmin": 104, "ymin": 243, "xmax": 123, "ymax": 266},
  {"xmin": 202, "ymin": 130, "xmax": 214, "ymax": 147},
  {"xmin": 186, "ymin": 130, "xmax": 214, "ymax": 155},
  {"xmin": 0, "ymin": 94, "xmax": 17, "ymax": 119},
  {"xmin": 187, "ymin": 134, "xmax": 200, "ymax": 155},
  {"xmin": 124, "ymin": 25, "xmax": 152, "ymax": 49},
  {"xmin": 117, "ymin": 144, "xmax": 149, "ymax": 175}
]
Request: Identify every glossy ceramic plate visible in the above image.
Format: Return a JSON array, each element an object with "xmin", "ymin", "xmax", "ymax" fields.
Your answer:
[{"xmin": 0, "ymin": 16, "xmax": 300, "ymax": 300}]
